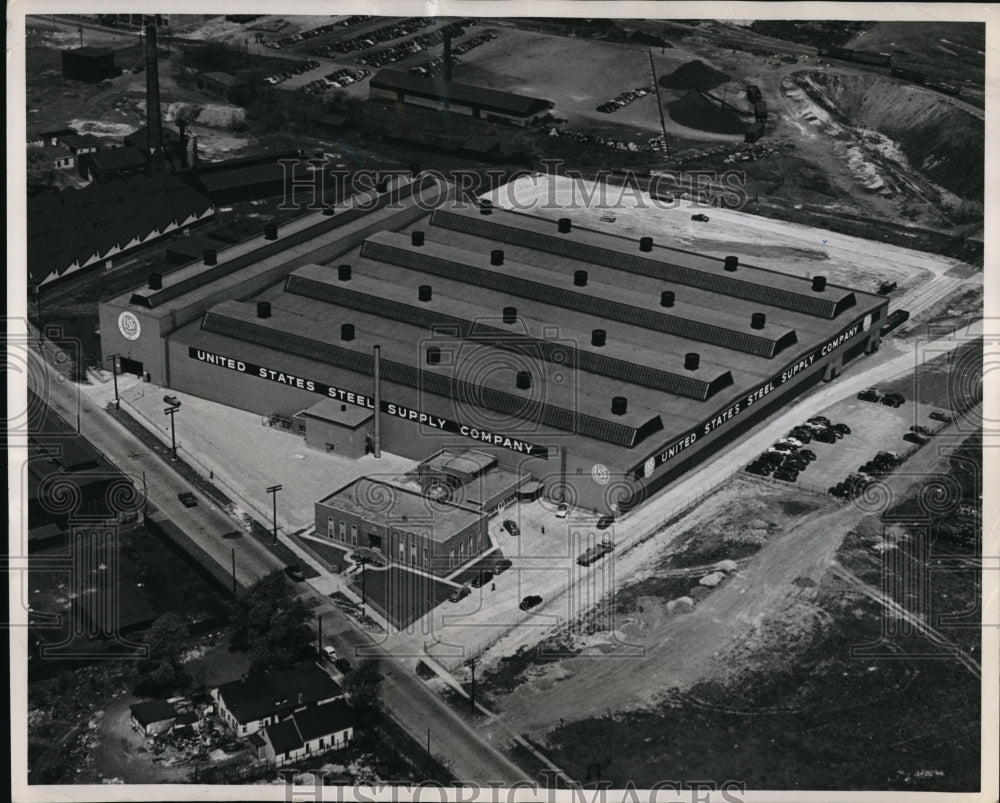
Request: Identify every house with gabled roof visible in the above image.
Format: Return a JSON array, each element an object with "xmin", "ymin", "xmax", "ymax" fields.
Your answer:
[
  {"xmin": 211, "ymin": 662, "xmax": 343, "ymax": 737},
  {"xmin": 252, "ymin": 699, "xmax": 354, "ymax": 766}
]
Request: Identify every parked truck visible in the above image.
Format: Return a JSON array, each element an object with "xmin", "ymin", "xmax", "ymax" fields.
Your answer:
[{"xmin": 577, "ymin": 538, "xmax": 615, "ymax": 567}]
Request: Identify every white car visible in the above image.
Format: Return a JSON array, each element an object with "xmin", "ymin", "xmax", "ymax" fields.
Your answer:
[
  {"xmin": 555, "ymin": 503, "xmax": 569, "ymax": 518},
  {"xmin": 322, "ymin": 645, "xmax": 337, "ymax": 662},
  {"xmin": 780, "ymin": 437, "xmax": 804, "ymax": 448}
]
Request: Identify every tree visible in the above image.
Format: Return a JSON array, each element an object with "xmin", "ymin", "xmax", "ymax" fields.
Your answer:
[
  {"xmin": 228, "ymin": 570, "xmax": 316, "ymax": 672},
  {"xmin": 135, "ymin": 612, "xmax": 190, "ymax": 694},
  {"xmin": 342, "ymin": 657, "xmax": 383, "ymax": 717},
  {"xmin": 27, "ymin": 146, "xmax": 56, "ymax": 195},
  {"xmin": 145, "ymin": 612, "xmax": 189, "ymax": 666}
]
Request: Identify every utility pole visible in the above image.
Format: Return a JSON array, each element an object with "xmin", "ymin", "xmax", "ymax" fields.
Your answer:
[
  {"xmin": 318, "ymin": 614, "xmax": 323, "ymax": 656},
  {"xmin": 266, "ymin": 484, "xmax": 282, "ymax": 545},
  {"xmin": 469, "ymin": 658, "xmax": 477, "ymax": 713},
  {"xmin": 163, "ymin": 398, "xmax": 181, "ymax": 459},
  {"xmin": 231, "ymin": 547, "xmax": 237, "ymax": 595},
  {"xmin": 142, "ymin": 470, "xmax": 148, "ymax": 521},
  {"xmin": 359, "ymin": 557, "xmax": 367, "ymax": 614},
  {"xmin": 106, "ymin": 354, "xmax": 120, "ymax": 409}
]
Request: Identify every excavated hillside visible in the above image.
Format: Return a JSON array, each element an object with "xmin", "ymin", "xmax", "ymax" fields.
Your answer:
[{"xmin": 801, "ymin": 71, "xmax": 983, "ymax": 200}]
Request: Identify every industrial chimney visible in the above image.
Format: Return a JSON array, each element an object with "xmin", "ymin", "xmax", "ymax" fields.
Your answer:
[{"xmin": 144, "ymin": 23, "xmax": 164, "ymax": 168}]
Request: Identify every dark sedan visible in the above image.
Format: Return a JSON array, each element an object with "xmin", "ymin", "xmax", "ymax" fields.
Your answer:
[{"xmin": 519, "ymin": 595, "xmax": 543, "ymax": 611}]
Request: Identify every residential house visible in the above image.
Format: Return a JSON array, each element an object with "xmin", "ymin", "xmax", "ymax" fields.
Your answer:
[
  {"xmin": 255, "ymin": 699, "xmax": 355, "ymax": 766},
  {"xmin": 211, "ymin": 662, "xmax": 343, "ymax": 737}
]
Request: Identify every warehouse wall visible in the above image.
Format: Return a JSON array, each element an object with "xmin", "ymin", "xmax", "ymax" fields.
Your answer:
[{"xmin": 99, "ymin": 303, "xmax": 169, "ymax": 383}]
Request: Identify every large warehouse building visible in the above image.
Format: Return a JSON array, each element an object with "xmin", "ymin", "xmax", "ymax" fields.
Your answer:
[{"xmin": 99, "ymin": 175, "xmax": 889, "ymax": 513}]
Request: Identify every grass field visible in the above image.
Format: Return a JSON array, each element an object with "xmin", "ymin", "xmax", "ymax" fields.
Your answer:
[
  {"xmin": 355, "ymin": 566, "xmax": 454, "ymax": 629},
  {"xmin": 847, "ymin": 21, "xmax": 985, "ymax": 71}
]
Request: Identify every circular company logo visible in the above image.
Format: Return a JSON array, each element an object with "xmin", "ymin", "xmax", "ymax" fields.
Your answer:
[
  {"xmin": 118, "ymin": 311, "xmax": 141, "ymax": 341},
  {"xmin": 862, "ymin": 313, "xmax": 873, "ymax": 332},
  {"xmin": 591, "ymin": 464, "xmax": 611, "ymax": 486},
  {"xmin": 643, "ymin": 457, "xmax": 656, "ymax": 478}
]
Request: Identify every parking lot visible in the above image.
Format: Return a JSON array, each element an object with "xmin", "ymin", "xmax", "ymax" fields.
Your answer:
[
  {"xmin": 743, "ymin": 393, "xmax": 953, "ymax": 496},
  {"xmin": 380, "ymin": 498, "xmax": 622, "ymax": 664}
]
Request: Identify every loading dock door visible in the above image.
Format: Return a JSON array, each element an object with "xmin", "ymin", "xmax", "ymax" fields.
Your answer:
[{"xmin": 119, "ymin": 357, "xmax": 144, "ymax": 377}]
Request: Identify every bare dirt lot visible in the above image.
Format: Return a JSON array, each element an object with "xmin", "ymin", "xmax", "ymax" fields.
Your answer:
[{"xmin": 488, "ymin": 174, "xmax": 967, "ymax": 296}]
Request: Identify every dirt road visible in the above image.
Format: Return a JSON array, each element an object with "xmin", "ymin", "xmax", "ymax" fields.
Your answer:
[{"xmin": 489, "ymin": 403, "xmax": 984, "ymax": 736}]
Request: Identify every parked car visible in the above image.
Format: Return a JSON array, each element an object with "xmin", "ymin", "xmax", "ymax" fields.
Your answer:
[
  {"xmin": 880, "ymin": 392, "xmax": 905, "ymax": 408},
  {"xmin": 929, "ymin": 411, "xmax": 953, "ymax": 423},
  {"xmin": 502, "ymin": 519, "xmax": 520, "ymax": 536},
  {"xmin": 322, "ymin": 645, "xmax": 338, "ymax": 662},
  {"xmin": 471, "ymin": 570, "xmax": 494, "ymax": 588},
  {"xmin": 878, "ymin": 280, "xmax": 898, "ymax": 295},
  {"xmin": 770, "ymin": 442, "xmax": 797, "ymax": 453},
  {"xmin": 555, "ymin": 503, "xmax": 569, "ymax": 518},
  {"xmin": 781, "ymin": 437, "xmax": 805, "ymax": 448},
  {"xmin": 789, "ymin": 428, "xmax": 813, "ymax": 443},
  {"xmin": 812, "ymin": 430, "xmax": 837, "ymax": 444},
  {"xmin": 774, "ymin": 469, "xmax": 798, "ymax": 482},
  {"xmin": 909, "ymin": 425, "xmax": 932, "ymax": 436},
  {"xmin": 449, "ymin": 584, "xmax": 471, "ymax": 603},
  {"xmin": 596, "ymin": 515, "xmax": 615, "ymax": 530},
  {"xmin": 492, "ymin": 558, "xmax": 512, "ymax": 575},
  {"xmin": 903, "ymin": 432, "xmax": 929, "ymax": 445},
  {"xmin": 285, "ymin": 565, "xmax": 306, "ymax": 582},
  {"xmin": 178, "ymin": 491, "xmax": 198, "ymax": 507},
  {"xmin": 799, "ymin": 449, "xmax": 816, "ymax": 462},
  {"xmin": 691, "ymin": 213, "xmax": 710, "ymax": 222},
  {"xmin": 808, "ymin": 416, "xmax": 831, "ymax": 426},
  {"xmin": 519, "ymin": 595, "xmax": 543, "ymax": 611},
  {"xmin": 857, "ymin": 388, "xmax": 880, "ymax": 403},
  {"xmin": 222, "ymin": 530, "xmax": 242, "ymax": 539},
  {"xmin": 832, "ymin": 423, "xmax": 851, "ymax": 435}
]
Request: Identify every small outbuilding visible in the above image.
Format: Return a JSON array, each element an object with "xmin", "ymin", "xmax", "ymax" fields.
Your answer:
[{"xmin": 129, "ymin": 699, "xmax": 178, "ymax": 736}]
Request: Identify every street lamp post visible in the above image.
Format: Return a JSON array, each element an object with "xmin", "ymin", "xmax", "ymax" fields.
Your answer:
[
  {"xmin": 106, "ymin": 354, "xmax": 120, "ymax": 409},
  {"xmin": 266, "ymin": 484, "xmax": 282, "ymax": 545},
  {"xmin": 163, "ymin": 399, "xmax": 181, "ymax": 460}
]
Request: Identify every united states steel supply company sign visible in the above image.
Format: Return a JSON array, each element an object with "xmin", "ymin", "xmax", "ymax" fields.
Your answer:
[
  {"xmin": 632, "ymin": 313, "xmax": 875, "ymax": 480},
  {"xmin": 187, "ymin": 347, "xmax": 549, "ymax": 457}
]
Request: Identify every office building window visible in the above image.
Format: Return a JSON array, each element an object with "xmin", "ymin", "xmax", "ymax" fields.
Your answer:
[
  {"xmin": 339, "ymin": 520, "xmax": 346, "ymax": 542},
  {"xmin": 328, "ymin": 517, "xmax": 335, "ymax": 538},
  {"xmin": 351, "ymin": 523, "xmax": 358, "ymax": 547}
]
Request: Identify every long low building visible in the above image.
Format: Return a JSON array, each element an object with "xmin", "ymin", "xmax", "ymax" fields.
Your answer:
[
  {"xmin": 370, "ymin": 68, "xmax": 554, "ymax": 125},
  {"xmin": 99, "ymin": 175, "xmax": 889, "ymax": 514}
]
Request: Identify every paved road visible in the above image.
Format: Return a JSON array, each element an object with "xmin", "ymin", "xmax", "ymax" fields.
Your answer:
[
  {"xmin": 298, "ymin": 583, "xmax": 532, "ymax": 785},
  {"xmin": 27, "ymin": 327, "xmax": 532, "ymax": 785},
  {"xmin": 32, "ymin": 336, "xmax": 281, "ymax": 587}
]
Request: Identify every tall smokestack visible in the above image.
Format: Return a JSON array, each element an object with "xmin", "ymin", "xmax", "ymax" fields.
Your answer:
[
  {"xmin": 372, "ymin": 345, "xmax": 381, "ymax": 459},
  {"xmin": 145, "ymin": 23, "xmax": 164, "ymax": 167},
  {"xmin": 442, "ymin": 34, "xmax": 453, "ymax": 83}
]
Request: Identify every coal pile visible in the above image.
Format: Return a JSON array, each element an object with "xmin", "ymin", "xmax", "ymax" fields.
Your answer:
[
  {"xmin": 667, "ymin": 91, "xmax": 745, "ymax": 134},
  {"xmin": 659, "ymin": 59, "xmax": 731, "ymax": 91}
]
